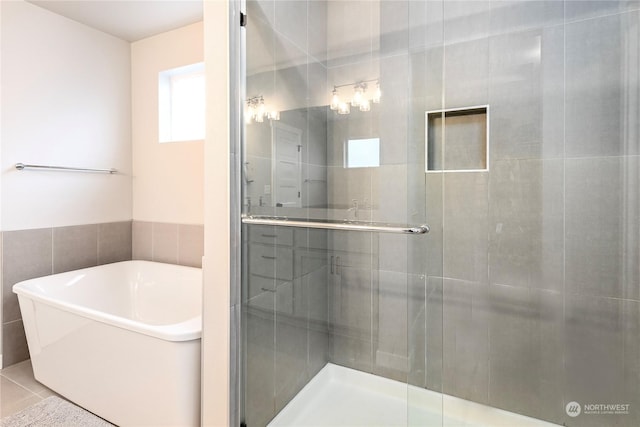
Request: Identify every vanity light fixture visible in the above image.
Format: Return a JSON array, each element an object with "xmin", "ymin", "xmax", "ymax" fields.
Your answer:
[
  {"xmin": 337, "ymin": 102, "xmax": 351, "ymax": 115},
  {"xmin": 359, "ymin": 98, "xmax": 371, "ymax": 112},
  {"xmin": 329, "ymin": 79, "xmax": 380, "ymax": 115},
  {"xmin": 245, "ymin": 95, "xmax": 280, "ymax": 123},
  {"xmin": 373, "ymin": 81, "xmax": 381, "ymax": 104},
  {"xmin": 330, "ymin": 88, "xmax": 340, "ymax": 111},
  {"xmin": 351, "ymin": 83, "xmax": 364, "ymax": 107}
]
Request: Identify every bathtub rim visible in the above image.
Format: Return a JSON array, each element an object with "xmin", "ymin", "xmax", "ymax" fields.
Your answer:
[{"xmin": 13, "ymin": 260, "xmax": 202, "ymax": 342}]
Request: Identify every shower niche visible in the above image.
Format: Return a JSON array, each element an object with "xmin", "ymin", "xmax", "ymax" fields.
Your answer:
[{"xmin": 425, "ymin": 105, "xmax": 489, "ymax": 173}]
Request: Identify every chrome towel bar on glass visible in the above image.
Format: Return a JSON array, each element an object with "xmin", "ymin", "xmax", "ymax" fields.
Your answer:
[
  {"xmin": 241, "ymin": 215, "xmax": 429, "ymax": 234},
  {"xmin": 15, "ymin": 163, "xmax": 118, "ymax": 174}
]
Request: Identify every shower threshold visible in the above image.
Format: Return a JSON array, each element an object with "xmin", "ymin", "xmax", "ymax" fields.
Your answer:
[{"xmin": 268, "ymin": 363, "xmax": 561, "ymax": 427}]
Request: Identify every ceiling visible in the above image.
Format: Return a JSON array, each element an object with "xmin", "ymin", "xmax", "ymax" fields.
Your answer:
[{"xmin": 27, "ymin": 0, "xmax": 203, "ymax": 42}]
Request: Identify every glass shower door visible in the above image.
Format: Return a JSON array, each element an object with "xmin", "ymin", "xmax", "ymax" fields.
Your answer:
[
  {"xmin": 240, "ymin": 1, "xmax": 441, "ymax": 426},
  {"xmin": 240, "ymin": 2, "xmax": 640, "ymax": 427}
]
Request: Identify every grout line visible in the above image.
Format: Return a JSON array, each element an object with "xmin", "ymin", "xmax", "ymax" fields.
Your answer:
[
  {"xmin": 561, "ymin": 0, "xmax": 567, "ymax": 414},
  {"xmin": 96, "ymin": 223, "xmax": 101, "ymax": 265},
  {"xmin": 1, "ymin": 374, "xmax": 42, "ymax": 398},
  {"xmin": 150, "ymin": 222, "xmax": 155, "ymax": 262},
  {"xmin": 50, "ymin": 228, "xmax": 54, "ymax": 274},
  {"xmin": 176, "ymin": 224, "xmax": 181, "ymax": 265}
]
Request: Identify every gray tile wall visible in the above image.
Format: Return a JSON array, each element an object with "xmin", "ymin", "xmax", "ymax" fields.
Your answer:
[
  {"xmin": 1, "ymin": 221, "xmax": 132, "ymax": 367},
  {"xmin": 242, "ymin": 225, "xmax": 329, "ymax": 427},
  {"xmin": 243, "ymin": 2, "xmax": 640, "ymax": 427},
  {"xmin": 417, "ymin": 5, "xmax": 639, "ymax": 427},
  {"xmin": 3, "ymin": 220, "xmax": 201, "ymax": 368},
  {"xmin": 242, "ymin": 1, "xmax": 331, "ymax": 424},
  {"xmin": 321, "ymin": 3, "xmax": 640, "ymax": 427},
  {"xmin": 132, "ymin": 221, "xmax": 204, "ymax": 268}
]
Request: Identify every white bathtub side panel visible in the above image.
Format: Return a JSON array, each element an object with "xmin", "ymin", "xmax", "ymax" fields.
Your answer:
[{"xmin": 19, "ymin": 296, "xmax": 201, "ymax": 427}]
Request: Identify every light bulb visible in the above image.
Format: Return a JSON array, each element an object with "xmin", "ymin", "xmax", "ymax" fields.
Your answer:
[
  {"xmin": 245, "ymin": 102, "xmax": 255, "ymax": 124},
  {"xmin": 373, "ymin": 82, "xmax": 381, "ymax": 104},
  {"xmin": 255, "ymin": 99, "xmax": 265, "ymax": 122},
  {"xmin": 330, "ymin": 88, "xmax": 340, "ymax": 110},
  {"xmin": 268, "ymin": 111, "xmax": 280, "ymax": 121},
  {"xmin": 359, "ymin": 98, "xmax": 371, "ymax": 112},
  {"xmin": 338, "ymin": 102, "xmax": 350, "ymax": 115},
  {"xmin": 351, "ymin": 84, "xmax": 363, "ymax": 107}
]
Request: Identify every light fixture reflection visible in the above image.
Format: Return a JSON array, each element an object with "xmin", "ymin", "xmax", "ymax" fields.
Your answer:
[
  {"xmin": 373, "ymin": 81, "xmax": 381, "ymax": 104},
  {"xmin": 337, "ymin": 102, "xmax": 351, "ymax": 115},
  {"xmin": 330, "ymin": 88, "xmax": 340, "ymax": 110},
  {"xmin": 246, "ymin": 95, "xmax": 279, "ymax": 123},
  {"xmin": 351, "ymin": 84, "xmax": 364, "ymax": 107},
  {"xmin": 329, "ymin": 79, "xmax": 379, "ymax": 115}
]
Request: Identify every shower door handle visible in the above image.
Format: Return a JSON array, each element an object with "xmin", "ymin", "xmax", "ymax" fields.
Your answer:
[{"xmin": 242, "ymin": 215, "xmax": 429, "ymax": 235}]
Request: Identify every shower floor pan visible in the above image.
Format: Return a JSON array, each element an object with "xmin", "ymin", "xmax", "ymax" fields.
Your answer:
[{"xmin": 268, "ymin": 364, "xmax": 561, "ymax": 427}]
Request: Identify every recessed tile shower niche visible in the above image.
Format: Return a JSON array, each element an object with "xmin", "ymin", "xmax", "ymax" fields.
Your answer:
[{"xmin": 425, "ymin": 105, "xmax": 489, "ymax": 173}]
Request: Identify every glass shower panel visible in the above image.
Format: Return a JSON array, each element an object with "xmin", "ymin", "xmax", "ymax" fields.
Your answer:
[
  {"xmin": 239, "ymin": 1, "xmax": 640, "ymax": 427},
  {"xmin": 241, "ymin": 0, "xmax": 440, "ymax": 426}
]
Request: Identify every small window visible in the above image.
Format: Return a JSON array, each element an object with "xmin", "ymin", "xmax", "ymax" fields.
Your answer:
[
  {"xmin": 159, "ymin": 63, "xmax": 205, "ymax": 143},
  {"xmin": 344, "ymin": 138, "xmax": 380, "ymax": 168}
]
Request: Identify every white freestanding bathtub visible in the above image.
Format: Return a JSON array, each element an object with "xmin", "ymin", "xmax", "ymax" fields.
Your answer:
[{"xmin": 13, "ymin": 260, "xmax": 202, "ymax": 427}]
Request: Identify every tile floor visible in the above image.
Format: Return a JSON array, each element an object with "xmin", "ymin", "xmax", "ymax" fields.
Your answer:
[{"xmin": 0, "ymin": 359, "xmax": 58, "ymax": 419}]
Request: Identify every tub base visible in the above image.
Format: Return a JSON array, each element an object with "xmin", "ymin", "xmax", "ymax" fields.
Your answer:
[{"xmin": 20, "ymin": 297, "xmax": 201, "ymax": 427}]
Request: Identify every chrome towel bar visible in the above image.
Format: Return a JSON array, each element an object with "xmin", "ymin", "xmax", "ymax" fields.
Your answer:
[
  {"xmin": 15, "ymin": 163, "xmax": 117, "ymax": 174},
  {"xmin": 241, "ymin": 215, "xmax": 429, "ymax": 234}
]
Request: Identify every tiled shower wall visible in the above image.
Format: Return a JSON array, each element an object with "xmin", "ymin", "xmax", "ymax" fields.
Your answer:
[
  {"xmin": 1, "ymin": 220, "xmax": 204, "ymax": 368},
  {"xmin": 323, "ymin": 2, "xmax": 640, "ymax": 427},
  {"xmin": 242, "ymin": 1, "xmax": 639, "ymax": 427}
]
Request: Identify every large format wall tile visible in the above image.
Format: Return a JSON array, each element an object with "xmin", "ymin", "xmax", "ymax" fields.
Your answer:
[
  {"xmin": 275, "ymin": 314, "xmax": 309, "ymax": 412},
  {"xmin": 565, "ymin": 157, "xmax": 640, "ymax": 300},
  {"xmin": 441, "ymin": 278, "xmax": 490, "ymax": 404},
  {"xmin": 488, "ymin": 159, "xmax": 564, "ymax": 291},
  {"xmin": 444, "ymin": 38, "xmax": 490, "ymax": 109},
  {"xmin": 2, "ymin": 228, "xmax": 53, "ymax": 324},
  {"xmin": 2, "ymin": 320, "xmax": 29, "ymax": 368},
  {"xmin": 98, "ymin": 222, "xmax": 132, "ymax": 265},
  {"xmin": 373, "ymin": 270, "xmax": 408, "ymax": 382},
  {"xmin": 565, "ymin": 0, "xmax": 640, "ymax": 23},
  {"xmin": 565, "ymin": 11, "xmax": 640, "ymax": 158},
  {"xmin": 52, "ymin": 224, "xmax": 98, "ymax": 274},
  {"xmin": 489, "ymin": 1, "xmax": 563, "ymax": 35},
  {"xmin": 152, "ymin": 222, "xmax": 178, "ymax": 265},
  {"xmin": 443, "ymin": 1, "xmax": 491, "ymax": 44},
  {"xmin": 379, "ymin": 54, "xmax": 409, "ymax": 166},
  {"xmin": 443, "ymin": 172, "xmax": 489, "ymax": 285},
  {"xmin": 132, "ymin": 221, "xmax": 204, "ymax": 268},
  {"xmin": 178, "ymin": 224, "xmax": 204, "ymax": 268},
  {"xmin": 328, "ymin": 264, "xmax": 374, "ymax": 373},
  {"xmin": 132, "ymin": 220, "xmax": 152, "ymax": 261},
  {"xmin": 563, "ymin": 295, "xmax": 640, "ymax": 427},
  {"xmin": 244, "ymin": 306, "xmax": 276, "ymax": 427},
  {"xmin": 488, "ymin": 284, "xmax": 564, "ymax": 424},
  {"xmin": 488, "ymin": 26, "xmax": 564, "ymax": 160}
]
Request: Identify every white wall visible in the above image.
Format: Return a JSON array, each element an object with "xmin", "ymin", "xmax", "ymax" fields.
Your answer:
[
  {"xmin": 202, "ymin": 0, "xmax": 229, "ymax": 425},
  {"xmin": 0, "ymin": 0, "xmax": 132, "ymax": 231},
  {"xmin": 131, "ymin": 22, "xmax": 204, "ymax": 225}
]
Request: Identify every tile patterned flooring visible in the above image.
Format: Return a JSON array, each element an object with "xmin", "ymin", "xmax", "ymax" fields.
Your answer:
[{"xmin": 0, "ymin": 359, "xmax": 58, "ymax": 419}]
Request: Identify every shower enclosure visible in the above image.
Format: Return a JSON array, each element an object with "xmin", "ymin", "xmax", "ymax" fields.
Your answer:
[{"xmin": 236, "ymin": 1, "xmax": 640, "ymax": 426}]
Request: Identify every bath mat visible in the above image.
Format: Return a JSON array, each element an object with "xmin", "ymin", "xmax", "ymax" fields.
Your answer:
[{"xmin": 0, "ymin": 396, "xmax": 115, "ymax": 427}]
